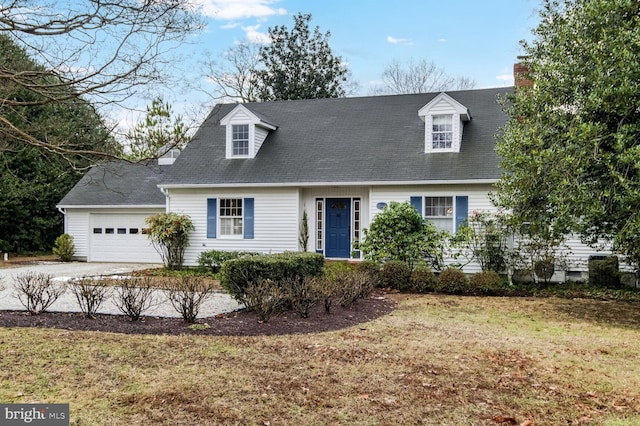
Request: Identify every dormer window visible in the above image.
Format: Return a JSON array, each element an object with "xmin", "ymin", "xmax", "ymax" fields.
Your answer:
[
  {"xmin": 418, "ymin": 93, "xmax": 471, "ymax": 154},
  {"xmin": 432, "ymin": 115, "xmax": 453, "ymax": 150},
  {"xmin": 220, "ymin": 104, "xmax": 278, "ymax": 159},
  {"xmin": 232, "ymin": 124, "xmax": 249, "ymax": 157}
]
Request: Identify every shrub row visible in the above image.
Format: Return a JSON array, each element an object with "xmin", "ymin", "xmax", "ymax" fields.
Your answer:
[
  {"xmin": 197, "ymin": 249, "xmax": 259, "ymax": 273},
  {"xmin": 12, "ymin": 272, "xmax": 216, "ymax": 323}
]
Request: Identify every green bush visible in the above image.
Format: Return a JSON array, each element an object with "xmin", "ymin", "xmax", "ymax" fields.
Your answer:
[
  {"xmin": 220, "ymin": 252, "xmax": 325, "ymax": 307},
  {"xmin": 589, "ymin": 256, "xmax": 621, "ymax": 288},
  {"xmin": 197, "ymin": 250, "xmax": 258, "ymax": 273},
  {"xmin": 144, "ymin": 212, "xmax": 194, "ymax": 270},
  {"xmin": 409, "ymin": 265, "xmax": 437, "ymax": 293},
  {"xmin": 435, "ymin": 267, "xmax": 469, "ymax": 294},
  {"xmin": 52, "ymin": 234, "xmax": 75, "ymax": 262},
  {"xmin": 468, "ymin": 271, "xmax": 503, "ymax": 295},
  {"xmin": 380, "ymin": 260, "xmax": 411, "ymax": 291}
]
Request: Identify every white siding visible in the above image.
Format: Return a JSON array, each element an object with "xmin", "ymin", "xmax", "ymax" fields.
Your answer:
[
  {"xmin": 65, "ymin": 209, "xmax": 90, "ymax": 260},
  {"xmin": 169, "ymin": 187, "xmax": 299, "ymax": 266},
  {"xmin": 423, "ymin": 99, "xmax": 463, "ymax": 153},
  {"xmin": 254, "ymin": 126, "xmax": 270, "ymax": 155}
]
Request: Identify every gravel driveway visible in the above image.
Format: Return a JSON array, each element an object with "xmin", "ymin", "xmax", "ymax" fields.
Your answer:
[{"xmin": 0, "ymin": 262, "xmax": 241, "ymax": 318}]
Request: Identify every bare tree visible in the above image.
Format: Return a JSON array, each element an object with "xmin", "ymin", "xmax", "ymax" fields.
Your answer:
[
  {"xmin": 0, "ymin": 0, "xmax": 202, "ymax": 162},
  {"xmin": 202, "ymin": 41, "xmax": 261, "ymax": 103},
  {"xmin": 373, "ymin": 58, "xmax": 476, "ymax": 95}
]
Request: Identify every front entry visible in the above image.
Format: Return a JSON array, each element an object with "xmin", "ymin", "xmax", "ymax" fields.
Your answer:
[{"xmin": 325, "ymin": 198, "xmax": 351, "ymax": 258}]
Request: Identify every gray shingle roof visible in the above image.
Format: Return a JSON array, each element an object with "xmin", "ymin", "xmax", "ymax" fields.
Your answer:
[
  {"xmin": 161, "ymin": 88, "xmax": 511, "ymax": 186},
  {"xmin": 58, "ymin": 162, "xmax": 169, "ymax": 206}
]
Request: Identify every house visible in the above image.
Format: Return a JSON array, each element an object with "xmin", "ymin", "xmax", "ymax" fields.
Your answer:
[{"xmin": 58, "ymin": 83, "xmax": 614, "ymax": 275}]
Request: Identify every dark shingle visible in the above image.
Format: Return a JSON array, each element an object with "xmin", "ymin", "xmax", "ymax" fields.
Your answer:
[
  {"xmin": 58, "ymin": 162, "xmax": 169, "ymax": 206},
  {"xmin": 161, "ymin": 87, "xmax": 511, "ymax": 186}
]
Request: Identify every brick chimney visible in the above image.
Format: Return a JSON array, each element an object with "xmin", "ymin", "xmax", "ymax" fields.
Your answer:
[{"xmin": 514, "ymin": 61, "xmax": 532, "ymax": 88}]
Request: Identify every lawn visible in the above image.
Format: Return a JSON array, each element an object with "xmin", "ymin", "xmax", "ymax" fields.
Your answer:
[{"xmin": 1, "ymin": 294, "xmax": 639, "ymax": 425}]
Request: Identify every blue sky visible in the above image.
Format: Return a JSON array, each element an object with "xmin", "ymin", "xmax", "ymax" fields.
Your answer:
[
  {"xmin": 119, "ymin": 0, "xmax": 542, "ymax": 126},
  {"xmin": 185, "ymin": 0, "xmax": 540, "ymax": 94}
]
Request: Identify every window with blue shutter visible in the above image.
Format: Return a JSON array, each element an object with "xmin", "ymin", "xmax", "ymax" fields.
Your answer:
[
  {"xmin": 410, "ymin": 196, "xmax": 422, "ymax": 215},
  {"xmin": 243, "ymin": 197, "xmax": 254, "ymax": 239},
  {"xmin": 207, "ymin": 198, "xmax": 217, "ymax": 238},
  {"xmin": 455, "ymin": 196, "xmax": 468, "ymax": 231}
]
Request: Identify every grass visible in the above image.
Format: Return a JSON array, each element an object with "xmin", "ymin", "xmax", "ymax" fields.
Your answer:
[{"xmin": 1, "ymin": 294, "xmax": 639, "ymax": 425}]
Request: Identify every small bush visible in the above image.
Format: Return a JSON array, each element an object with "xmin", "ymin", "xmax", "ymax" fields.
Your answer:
[
  {"xmin": 589, "ymin": 256, "xmax": 621, "ymax": 288},
  {"xmin": 380, "ymin": 260, "xmax": 411, "ymax": 291},
  {"xmin": 71, "ymin": 278, "xmax": 111, "ymax": 318},
  {"xmin": 468, "ymin": 271, "xmax": 503, "ymax": 295},
  {"xmin": 355, "ymin": 260, "xmax": 381, "ymax": 287},
  {"xmin": 114, "ymin": 277, "xmax": 156, "ymax": 321},
  {"xmin": 220, "ymin": 252, "xmax": 324, "ymax": 307},
  {"xmin": 197, "ymin": 250, "xmax": 258, "ymax": 273},
  {"xmin": 165, "ymin": 276, "xmax": 215, "ymax": 323},
  {"xmin": 14, "ymin": 271, "xmax": 65, "ymax": 314},
  {"xmin": 52, "ymin": 234, "xmax": 75, "ymax": 262},
  {"xmin": 336, "ymin": 269, "xmax": 376, "ymax": 307},
  {"xmin": 245, "ymin": 278, "xmax": 286, "ymax": 323},
  {"xmin": 309, "ymin": 276, "xmax": 339, "ymax": 313},
  {"xmin": 410, "ymin": 265, "xmax": 437, "ymax": 293},
  {"xmin": 435, "ymin": 267, "xmax": 469, "ymax": 294},
  {"xmin": 283, "ymin": 276, "xmax": 319, "ymax": 318}
]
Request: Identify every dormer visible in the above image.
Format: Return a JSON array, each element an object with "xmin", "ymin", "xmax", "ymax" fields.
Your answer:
[
  {"xmin": 418, "ymin": 92, "xmax": 471, "ymax": 154},
  {"xmin": 220, "ymin": 104, "xmax": 277, "ymax": 159}
]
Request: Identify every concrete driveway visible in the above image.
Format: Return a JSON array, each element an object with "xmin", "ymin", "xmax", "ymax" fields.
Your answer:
[{"xmin": 0, "ymin": 262, "xmax": 242, "ymax": 318}]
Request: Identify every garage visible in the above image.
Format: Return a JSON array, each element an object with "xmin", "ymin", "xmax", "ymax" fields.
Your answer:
[{"xmin": 88, "ymin": 213, "xmax": 162, "ymax": 263}]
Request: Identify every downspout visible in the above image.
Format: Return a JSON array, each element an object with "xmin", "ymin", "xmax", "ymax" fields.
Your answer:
[
  {"xmin": 160, "ymin": 187, "xmax": 170, "ymax": 212},
  {"xmin": 57, "ymin": 207, "xmax": 67, "ymax": 233}
]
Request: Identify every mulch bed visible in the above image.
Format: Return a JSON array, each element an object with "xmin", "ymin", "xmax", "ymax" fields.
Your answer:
[{"xmin": 0, "ymin": 294, "xmax": 396, "ymax": 336}]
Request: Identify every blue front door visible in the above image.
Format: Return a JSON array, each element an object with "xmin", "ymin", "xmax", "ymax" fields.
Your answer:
[{"xmin": 326, "ymin": 198, "xmax": 351, "ymax": 258}]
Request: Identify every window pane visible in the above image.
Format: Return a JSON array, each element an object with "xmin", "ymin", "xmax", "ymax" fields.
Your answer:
[
  {"xmin": 232, "ymin": 124, "xmax": 249, "ymax": 156},
  {"xmin": 432, "ymin": 115, "xmax": 453, "ymax": 149},
  {"xmin": 219, "ymin": 198, "xmax": 243, "ymax": 235}
]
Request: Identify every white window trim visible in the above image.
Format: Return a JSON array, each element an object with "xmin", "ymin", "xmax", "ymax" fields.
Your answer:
[
  {"xmin": 431, "ymin": 115, "xmax": 454, "ymax": 151},
  {"xmin": 219, "ymin": 198, "xmax": 244, "ymax": 239},
  {"xmin": 424, "ymin": 195, "xmax": 455, "ymax": 233},
  {"xmin": 229, "ymin": 124, "xmax": 252, "ymax": 158}
]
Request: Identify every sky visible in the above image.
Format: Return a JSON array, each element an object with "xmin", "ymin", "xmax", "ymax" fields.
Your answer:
[{"xmin": 126, "ymin": 0, "xmax": 543, "ymax": 127}]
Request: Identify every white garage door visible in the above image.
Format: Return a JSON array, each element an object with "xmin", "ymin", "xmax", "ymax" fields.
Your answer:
[{"xmin": 89, "ymin": 213, "xmax": 161, "ymax": 263}]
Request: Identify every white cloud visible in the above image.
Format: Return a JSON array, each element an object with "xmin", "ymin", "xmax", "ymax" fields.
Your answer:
[
  {"xmin": 496, "ymin": 73, "xmax": 514, "ymax": 84},
  {"xmin": 387, "ymin": 36, "xmax": 413, "ymax": 45},
  {"xmin": 193, "ymin": 0, "xmax": 287, "ymax": 20},
  {"xmin": 438, "ymin": 38, "xmax": 447, "ymax": 43},
  {"xmin": 242, "ymin": 24, "xmax": 271, "ymax": 44},
  {"xmin": 220, "ymin": 22, "xmax": 240, "ymax": 29}
]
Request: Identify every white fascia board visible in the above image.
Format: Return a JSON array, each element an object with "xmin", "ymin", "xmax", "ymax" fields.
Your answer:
[
  {"xmin": 220, "ymin": 104, "xmax": 277, "ymax": 129},
  {"xmin": 158, "ymin": 179, "xmax": 498, "ymax": 189},
  {"xmin": 56, "ymin": 204, "xmax": 165, "ymax": 209},
  {"xmin": 419, "ymin": 92, "xmax": 471, "ymax": 121}
]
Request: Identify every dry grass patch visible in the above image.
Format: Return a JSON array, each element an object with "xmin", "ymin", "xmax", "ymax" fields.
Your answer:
[{"xmin": 1, "ymin": 295, "xmax": 639, "ymax": 425}]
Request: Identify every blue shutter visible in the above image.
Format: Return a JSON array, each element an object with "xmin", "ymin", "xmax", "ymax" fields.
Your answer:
[
  {"xmin": 410, "ymin": 196, "xmax": 422, "ymax": 215},
  {"xmin": 455, "ymin": 196, "xmax": 468, "ymax": 231},
  {"xmin": 244, "ymin": 197, "xmax": 254, "ymax": 239},
  {"xmin": 207, "ymin": 198, "xmax": 217, "ymax": 238}
]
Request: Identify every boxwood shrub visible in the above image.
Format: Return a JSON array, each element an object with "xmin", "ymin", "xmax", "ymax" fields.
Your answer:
[
  {"xmin": 220, "ymin": 252, "xmax": 325, "ymax": 307},
  {"xmin": 197, "ymin": 249, "xmax": 259, "ymax": 273}
]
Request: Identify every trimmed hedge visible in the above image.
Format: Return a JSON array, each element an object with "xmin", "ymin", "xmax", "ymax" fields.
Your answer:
[
  {"xmin": 220, "ymin": 252, "xmax": 325, "ymax": 307},
  {"xmin": 197, "ymin": 249, "xmax": 258, "ymax": 273}
]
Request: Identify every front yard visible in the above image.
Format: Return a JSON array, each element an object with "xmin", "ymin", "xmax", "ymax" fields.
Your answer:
[{"xmin": 1, "ymin": 294, "xmax": 638, "ymax": 425}]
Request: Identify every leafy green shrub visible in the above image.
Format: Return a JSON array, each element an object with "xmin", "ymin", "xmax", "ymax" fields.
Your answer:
[
  {"xmin": 197, "ymin": 250, "xmax": 258, "ymax": 273},
  {"xmin": 468, "ymin": 271, "xmax": 503, "ymax": 295},
  {"xmin": 359, "ymin": 201, "xmax": 447, "ymax": 269},
  {"xmin": 70, "ymin": 278, "xmax": 111, "ymax": 318},
  {"xmin": 164, "ymin": 276, "xmax": 215, "ymax": 323},
  {"xmin": 380, "ymin": 260, "xmax": 411, "ymax": 291},
  {"xmin": 435, "ymin": 267, "xmax": 469, "ymax": 294},
  {"xmin": 52, "ymin": 233, "xmax": 75, "ymax": 262},
  {"xmin": 589, "ymin": 256, "xmax": 621, "ymax": 288},
  {"xmin": 409, "ymin": 265, "xmax": 437, "ymax": 293},
  {"xmin": 114, "ymin": 277, "xmax": 156, "ymax": 321},
  {"xmin": 14, "ymin": 271, "xmax": 65, "ymax": 314},
  {"xmin": 145, "ymin": 212, "xmax": 194, "ymax": 270},
  {"xmin": 220, "ymin": 252, "xmax": 324, "ymax": 307},
  {"xmin": 244, "ymin": 279, "xmax": 286, "ymax": 323}
]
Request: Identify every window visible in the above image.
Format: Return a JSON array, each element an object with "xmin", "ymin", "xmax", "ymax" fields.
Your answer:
[
  {"xmin": 353, "ymin": 198, "xmax": 361, "ymax": 243},
  {"xmin": 425, "ymin": 196, "xmax": 454, "ymax": 232},
  {"xmin": 232, "ymin": 124, "xmax": 249, "ymax": 156},
  {"xmin": 316, "ymin": 199, "xmax": 324, "ymax": 252},
  {"xmin": 129, "ymin": 228, "xmax": 139, "ymax": 234},
  {"xmin": 117, "ymin": 228, "xmax": 126, "ymax": 234},
  {"xmin": 432, "ymin": 115, "xmax": 453, "ymax": 149},
  {"xmin": 220, "ymin": 198, "xmax": 243, "ymax": 236},
  {"xmin": 105, "ymin": 228, "xmax": 115, "ymax": 234},
  {"xmin": 93, "ymin": 228, "xmax": 102, "ymax": 234}
]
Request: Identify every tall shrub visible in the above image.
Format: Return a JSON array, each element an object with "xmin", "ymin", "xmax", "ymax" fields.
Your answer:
[
  {"xmin": 145, "ymin": 212, "xmax": 194, "ymax": 270},
  {"xmin": 359, "ymin": 201, "xmax": 447, "ymax": 270},
  {"xmin": 52, "ymin": 233, "xmax": 75, "ymax": 262}
]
